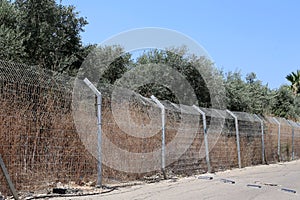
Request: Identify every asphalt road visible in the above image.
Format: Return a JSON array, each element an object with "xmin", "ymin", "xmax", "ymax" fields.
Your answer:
[{"xmin": 53, "ymin": 160, "xmax": 300, "ymax": 200}]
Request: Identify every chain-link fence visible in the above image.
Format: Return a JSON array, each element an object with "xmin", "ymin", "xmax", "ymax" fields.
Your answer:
[
  {"xmin": 0, "ymin": 61, "xmax": 97, "ymax": 196},
  {"xmin": 295, "ymin": 122, "xmax": 300, "ymax": 159},
  {"xmin": 0, "ymin": 60, "xmax": 300, "ymax": 197},
  {"xmin": 277, "ymin": 117, "xmax": 293, "ymax": 162},
  {"xmin": 202, "ymin": 108, "xmax": 238, "ymax": 171},
  {"xmin": 263, "ymin": 116, "xmax": 279, "ymax": 163}
]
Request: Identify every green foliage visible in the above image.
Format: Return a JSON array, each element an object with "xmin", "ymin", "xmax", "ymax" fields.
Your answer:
[
  {"xmin": 134, "ymin": 48, "xmax": 192, "ymax": 104},
  {"xmin": 0, "ymin": 24, "xmax": 28, "ymax": 62},
  {"xmin": 224, "ymin": 71, "xmax": 274, "ymax": 114},
  {"xmin": 286, "ymin": 70, "xmax": 300, "ymax": 95},
  {"xmin": 133, "ymin": 47, "xmax": 223, "ymax": 107},
  {"xmin": 225, "ymin": 71, "xmax": 248, "ymax": 112},
  {"xmin": 0, "ymin": 0, "xmax": 89, "ymax": 75},
  {"xmin": 15, "ymin": 0, "xmax": 89, "ymax": 73},
  {"xmin": 0, "ymin": 0, "xmax": 21, "ymax": 28},
  {"xmin": 271, "ymin": 85, "xmax": 300, "ymax": 119},
  {"xmin": 283, "ymin": 70, "xmax": 300, "ymax": 119},
  {"xmin": 224, "ymin": 70, "xmax": 300, "ymax": 119},
  {"xmin": 0, "ymin": 0, "xmax": 29, "ymax": 62},
  {"xmin": 77, "ymin": 45, "xmax": 132, "ymax": 88}
]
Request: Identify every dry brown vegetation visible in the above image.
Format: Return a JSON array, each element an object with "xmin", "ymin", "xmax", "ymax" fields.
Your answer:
[{"xmin": 0, "ymin": 61, "xmax": 299, "ymax": 197}]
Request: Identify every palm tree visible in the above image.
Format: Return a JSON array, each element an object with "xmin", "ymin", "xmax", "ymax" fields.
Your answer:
[{"xmin": 286, "ymin": 70, "xmax": 300, "ymax": 95}]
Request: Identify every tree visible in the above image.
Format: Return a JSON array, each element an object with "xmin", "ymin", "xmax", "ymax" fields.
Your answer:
[
  {"xmin": 77, "ymin": 45, "xmax": 132, "ymax": 91},
  {"xmin": 271, "ymin": 85, "xmax": 300, "ymax": 119},
  {"xmin": 224, "ymin": 71, "xmax": 273, "ymax": 114},
  {"xmin": 224, "ymin": 71, "xmax": 249, "ymax": 112},
  {"xmin": 286, "ymin": 70, "xmax": 300, "ymax": 95},
  {"xmin": 0, "ymin": 0, "xmax": 29, "ymax": 62},
  {"xmin": 14, "ymin": 0, "xmax": 89, "ymax": 74},
  {"xmin": 245, "ymin": 72, "xmax": 256, "ymax": 84},
  {"xmin": 134, "ymin": 48, "xmax": 191, "ymax": 104},
  {"xmin": 286, "ymin": 70, "xmax": 300, "ymax": 119},
  {"xmin": 133, "ymin": 47, "xmax": 223, "ymax": 107}
]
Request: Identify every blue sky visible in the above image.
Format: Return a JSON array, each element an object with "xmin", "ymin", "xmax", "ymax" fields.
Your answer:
[{"xmin": 60, "ymin": 0, "xmax": 300, "ymax": 89}]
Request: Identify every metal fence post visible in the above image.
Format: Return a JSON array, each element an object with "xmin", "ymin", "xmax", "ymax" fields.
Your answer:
[
  {"xmin": 226, "ymin": 110, "xmax": 241, "ymax": 168},
  {"xmin": 192, "ymin": 105, "xmax": 211, "ymax": 173},
  {"xmin": 83, "ymin": 78, "xmax": 102, "ymax": 187},
  {"xmin": 273, "ymin": 117, "xmax": 281, "ymax": 162},
  {"xmin": 151, "ymin": 95, "xmax": 166, "ymax": 179},
  {"xmin": 0, "ymin": 155, "xmax": 19, "ymax": 200},
  {"xmin": 254, "ymin": 114, "xmax": 265, "ymax": 164},
  {"xmin": 287, "ymin": 120, "xmax": 295, "ymax": 160}
]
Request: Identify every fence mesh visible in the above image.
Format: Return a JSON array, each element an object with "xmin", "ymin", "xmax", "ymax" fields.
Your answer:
[
  {"xmin": 277, "ymin": 117, "xmax": 293, "ymax": 161},
  {"xmin": 288, "ymin": 121, "xmax": 300, "ymax": 159},
  {"xmin": 232, "ymin": 111, "xmax": 263, "ymax": 166},
  {"xmin": 263, "ymin": 116, "xmax": 280, "ymax": 163},
  {"xmin": 163, "ymin": 102, "xmax": 206, "ymax": 175},
  {"xmin": 0, "ymin": 60, "xmax": 300, "ymax": 197},
  {"xmin": 293, "ymin": 122, "xmax": 300, "ymax": 159},
  {"xmin": 202, "ymin": 108, "xmax": 239, "ymax": 171},
  {"xmin": 0, "ymin": 61, "xmax": 98, "ymax": 196}
]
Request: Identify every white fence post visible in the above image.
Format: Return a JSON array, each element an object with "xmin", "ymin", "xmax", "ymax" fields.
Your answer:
[
  {"xmin": 83, "ymin": 78, "xmax": 102, "ymax": 187},
  {"xmin": 192, "ymin": 105, "xmax": 211, "ymax": 173},
  {"xmin": 226, "ymin": 110, "xmax": 241, "ymax": 168},
  {"xmin": 151, "ymin": 95, "xmax": 166, "ymax": 179},
  {"xmin": 273, "ymin": 117, "xmax": 281, "ymax": 162},
  {"xmin": 254, "ymin": 114, "xmax": 265, "ymax": 164}
]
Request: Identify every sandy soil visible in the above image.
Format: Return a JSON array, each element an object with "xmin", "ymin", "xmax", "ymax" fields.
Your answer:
[{"xmin": 52, "ymin": 160, "xmax": 300, "ymax": 200}]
